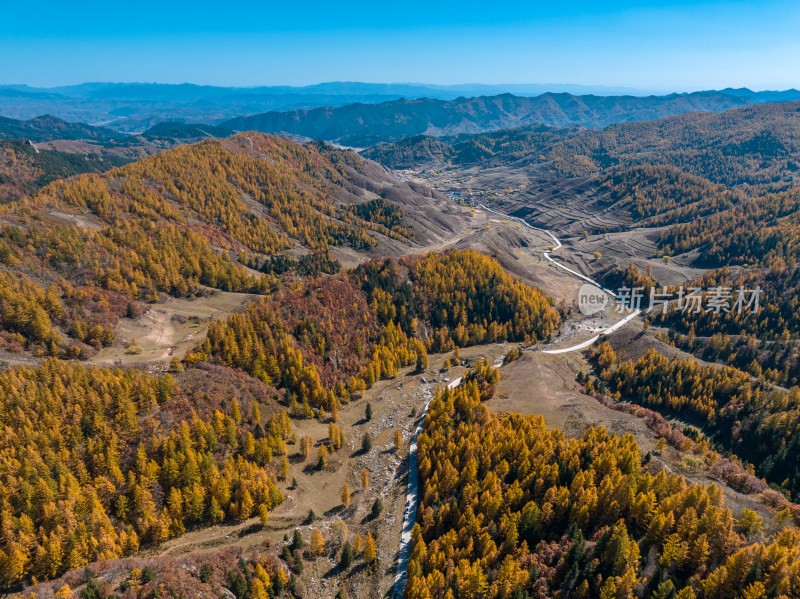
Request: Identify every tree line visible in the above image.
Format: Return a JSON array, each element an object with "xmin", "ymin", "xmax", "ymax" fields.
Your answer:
[
  {"xmin": 0, "ymin": 359, "xmax": 290, "ymax": 586},
  {"xmin": 408, "ymin": 365, "xmax": 800, "ymax": 599},
  {"xmin": 593, "ymin": 342, "xmax": 800, "ymax": 501},
  {"xmin": 0, "ymin": 133, "xmax": 415, "ymax": 355},
  {"xmin": 192, "ymin": 250, "xmax": 562, "ymax": 411}
]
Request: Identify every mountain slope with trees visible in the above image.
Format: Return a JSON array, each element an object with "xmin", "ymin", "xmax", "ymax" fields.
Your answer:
[
  {"xmin": 408, "ymin": 366, "xmax": 800, "ymax": 599},
  {"xmin": 0, "ymin": 139, "xmax": 129, "ymax": 204},
  {"xmin": 0, "ymin": 115, "xmax": 126, "ymax": 143},
  {"xmin": 192, "ymin": 249, "xmax": 562, "ymax": 411},
  {"xmin": 367, "ymin": 101, "xmax": 800, "ymax": 194},
  {"xmin": 0, "ymin": 133, "xmax": 440, "ymax": 357},
  {"xmin": 0, "ymin": 359, "xmax": 291, "ymax": 587},
  {"xmin": 594, "ymin": 341, "xmax": 800, "ymax": 501}
]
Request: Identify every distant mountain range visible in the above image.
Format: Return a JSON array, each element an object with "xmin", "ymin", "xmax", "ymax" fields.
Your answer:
[
  {"xmin": 0, "ymin": 114, "xmax": 235, "ymax": 145},
  {"xmin": 1, "ymin": 82, "xmax": 798, "ymax": 135},
  {"xmin": 0, "ymin": 82, "xmax": 660, "ymax": 133},
  {"xmin": 221, "ymin": 90, "xmax": 800, "ymax": 146},
  {"xmin": 1, "ymin": 81, "xmax": 661, "ymax": 100},
  {"xmin": 0, "ymin": 82, "xmax": 460, "ymax": 133},
  {"xmin": 0, "ymin": 114, "xmax": 126, "ymax": 142},
  {"xmin": 4, "ymin": 86, "xmax": 800, "ymax": 154}
]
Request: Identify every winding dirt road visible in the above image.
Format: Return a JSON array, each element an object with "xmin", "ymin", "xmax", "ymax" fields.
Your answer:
[{"xmin": 392, "ymin": 203, "xmax": 641, "ymax": 598}]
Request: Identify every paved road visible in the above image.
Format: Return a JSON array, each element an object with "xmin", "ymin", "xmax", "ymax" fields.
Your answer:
[
  {"xmin": 477, "ymin": 203, "xmax": 618, "ymax": 297},
  {"xmin": 542, "ymin": 309, "xmax": 640, "ymax": 354}
]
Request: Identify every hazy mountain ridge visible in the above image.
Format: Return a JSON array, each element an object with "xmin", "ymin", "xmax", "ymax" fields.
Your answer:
[
  {"xmin": 0, "ymin": 114, "xmax": 126, "ymax": 142},
  {"xmin": 0, "ymin": 83, "xmax": 457, "ymax": 133},
  {"xmin": 2, "ymin": 82, "xmax": 799, "ymax": 136},
  {"xmin": 222, "ymin": 89, "xmax": 800, "ymax": 146},
  {"xmin": 5, "ymin": 82, "xmax": 648, "ymax": 132},
  {"xmin": 140, "ymin": 121, "xmax": 233, "ymax": 140}
]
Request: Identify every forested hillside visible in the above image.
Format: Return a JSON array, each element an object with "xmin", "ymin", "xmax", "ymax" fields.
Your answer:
[
  {"xmin": 408, "ymin": 366, "xmax": 800, "ymax": 599},
  {"xmin": 0, "ymin": 133, "xmax": 420, "ymax": 357},
  {"xmin": 646, "ymin": 266, "xmax": 800, "ymax": 386},
  {"xmin": 0, "ymin": 140, "xmax": 128, "ymax": 204},
  {"xmin": 0, "ymin": 115, "xmax": 126, "ymax": 143},
  {"xmin": 0, "ymin": 359, "xmax": 291, "ymax": 586},
  {"xmin": 598, "ymin": 165, "xmax": 743, "ymax": 226},
  {"xmin": 572, "ymin": 164, "xmax": 800, "ymax": 269},
  {"xmin": 542, "ymin": 101, "xmax": 800, "ymax": 190},
  {"xmin": 593, "ymin": 342, "xmax": 800, "ymax": 501},
  {"xmin": 193, "ymin": 249, "xmax": 562, "ymax": 410},
  {"xmin": 0, "ymin": 244, "xmax": 561, "ymax": 590},
  {"xmin": 367, "ymin": 101, "xmax": 800, "ymax": 194},
  {"xmin": 362, "ymin": 125, "xmax": 580, "ymax": 168},
  {"xmin": 658, "ymin": 187, "xmax": 800, "ymax": 267}
]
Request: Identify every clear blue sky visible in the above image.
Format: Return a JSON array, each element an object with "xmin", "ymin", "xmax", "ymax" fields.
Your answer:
[{"xmin": 2, "ymin": 0, "xmax": 799, "ymax": 91}]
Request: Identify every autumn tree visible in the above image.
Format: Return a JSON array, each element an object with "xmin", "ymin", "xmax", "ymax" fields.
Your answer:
[{"xmin": 341, "ymin": 484, "xmax": 351, "ymax": 507}]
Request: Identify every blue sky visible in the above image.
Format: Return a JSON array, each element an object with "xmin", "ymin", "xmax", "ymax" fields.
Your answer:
[{"xmin": 2, "ymin": 0, "xmax": 799, "ymax": 90}]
